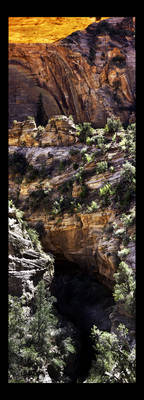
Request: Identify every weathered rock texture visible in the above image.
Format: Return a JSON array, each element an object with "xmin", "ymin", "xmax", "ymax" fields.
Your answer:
[
  {"xmin": 8, "ymin": 17, "xmax": 135, "ymax": 128},
  {"xmin": 8, "ymin": 202, "xmax": 54, "ymax": 298},
  {"xmin": 8, "ymin": 115, "xmax": 135, "ymax": 289},
  {"xmin": 8, "ymin": 115, "xmax": 79, "ymax": 147}
]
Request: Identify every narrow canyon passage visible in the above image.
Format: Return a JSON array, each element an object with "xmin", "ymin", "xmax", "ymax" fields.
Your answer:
[{"xmin": 51, "ymin": 257, "xmax": 114, "ymax": 382}]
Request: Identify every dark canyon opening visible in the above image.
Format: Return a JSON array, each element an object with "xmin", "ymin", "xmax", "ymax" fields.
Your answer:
[{"xmin": 50, "ymin": 257, "xmax": 114, "ymax": 383}]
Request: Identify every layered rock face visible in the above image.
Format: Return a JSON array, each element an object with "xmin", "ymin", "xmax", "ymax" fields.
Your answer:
[
  {"xmin": 8, "ymin": 201, "xmax": 54, "ymax": 298},
  {"xmin": 8, "ymin": 17, "xmax": 136, "ymax": 383},
  {"xmin": 8, "ymin": 115, "xmax": 135, "ymax": 289},
  {"xmin": 8, "ymin": 17, "xmax": 135, "ymax": 128}
]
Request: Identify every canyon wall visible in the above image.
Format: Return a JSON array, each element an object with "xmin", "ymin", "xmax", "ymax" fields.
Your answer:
[
  {"xmin": 8, "ymin": 16, "xmax": 136, "ymax": 288},
  {"xmin": 8, "ymin": 115, "xmax": 136, "ymax": 289},
  {"xmin": 8, "ymin": 17, "xmax": 136, "ymax": 383},
  {"xmin": 8, "ymin": 17, "xmax": 135, "ymax": 128}
]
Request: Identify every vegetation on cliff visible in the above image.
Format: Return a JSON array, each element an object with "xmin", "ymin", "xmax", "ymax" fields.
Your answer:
[
  {"xmin": 85, "ymin": 258, "xmax": 136, "ymax": 383},
  {"xmin": 8, "ymin": 202, "xmax": 79, "ymax": 383},
  {"xmin": 9, "ymin": 116, "xmax": 135, "ymax": 216},
  {"xmin": 8, "ymin": 280, "xmax": 77, "ymax": 383},
  {"xmin": 8, "ymin": 115, "xmax": 136, "ymax": 383},
  {"xmin": 8, "ymin": 16, "xmax": 136, "ymax": 384},
  {"xmin": 86, "ymin": 323, "xmax": 136, "ymax": 383}
]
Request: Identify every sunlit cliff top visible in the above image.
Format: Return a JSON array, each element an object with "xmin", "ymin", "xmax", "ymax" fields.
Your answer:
[{"xmin": 8, "ymin": 17, "xmax": 109, "ymax": 43}]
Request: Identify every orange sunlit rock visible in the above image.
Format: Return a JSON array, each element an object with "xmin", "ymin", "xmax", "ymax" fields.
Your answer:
[{"xmin": 8, "ymin": 17, "xmax": 109, "ymax": 43}]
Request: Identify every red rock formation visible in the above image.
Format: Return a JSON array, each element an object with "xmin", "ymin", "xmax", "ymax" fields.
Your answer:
[{"xmin": 8, "ymin": 17, "xmax": 135, "ymax": 128}]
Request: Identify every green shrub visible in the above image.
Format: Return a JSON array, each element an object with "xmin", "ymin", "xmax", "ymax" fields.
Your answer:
[
  {"xmin": 52, "ymin": 195, "xmax": 75, "ymax": 216},
  {"xmin": 15, "ymin": 209, "xmax": 24, "ymax": 224},
  {"xmin": 31, "ymin": 281, "xmax": 58, "ymax": 348},
  {"xmin": 38, "ymin": 125, "xmax": 45, "ymax": 132},
  {"xmin": 75, "ymin": 202, "xmax": 82, "ymax": 212},
  {"xmin": 120, "ymin": 162, "xmax": 135, "ymax": 186},
  {"xmin": 96, "ymin": 161, "xmax": 108, "ymax": 174},
  {"xmin": 75, "ymin": 122, "xmax": 95, "ymax": 143},
  {"xmin": 27, "ymin": 228, "xmax": 42, "ymax": 250},
  {"xmin": 117, "ymin": 248, "xmax": 130, "ymax": 259},
  {"xmin": 87, "ymin": 201, "xmax": 99, "ymax": 213},
  {"xmin": 104, "ymin": 116, "xmax": 122, "ymax": 133},
  {"xmin": 82, "ymin": 153, "xmax": 93, "ymax": 163},
  {"xmin": 86, "ymin": 135, "xmax": 98, "ymax": 145},
  {"xmin": 75, "ymin": 166, "xmax": 85, "ymax": 183},
  {"xmin": 100, "ymin": 183, "xmax": 110, "ymax": 196},
  {"xmin": 8, "ymin": 280, "xmax": 77, "ymax": 383},
  {"xmin": 26, "ymin": 116, "xmax": 35, "ymax": 121},
  {"xmin": 8, "ymin": 199, "xmax": 14, "ymax": 208},
  {"xmin": 52, "ymin": 199, "xmax": 62, "ymax": 216},
  {"xmin": 119, "ymin": 135, "xmax": 127, "ymax": 151},
  {"xmin": 113, "ymin": 227, "xmax": 126, "ymax": 239},
  {"xmin": 62, "ymin": 336, "xmax": 76, "ymax": 355},
  {"xmin": 99, "ymin": 183, "xmax": 114, "ymax": 204},
  {"xmin": 113, "ymin": 162, "xmax": 135, "ymax": 209},
  {"xmin": 119, "ymin": 123, "xmax": 135, "ymax": 163},
  {"xmin": 86, "ymin": 323, "xmax": 136, "ymax": 383},
  {"xmin": 86, "ymin": 136, "xmax": 92, "ymax": 145},
  {"xmin": 113, "ymin": 261, "xmax": 136, "ymax": 316},
  {"xmin": 120, "ymin": 207, "xmax": 135, "ymax": 228}
]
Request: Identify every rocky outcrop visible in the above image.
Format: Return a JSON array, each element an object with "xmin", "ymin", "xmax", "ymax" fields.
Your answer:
[
  {"xmin": 8, "ymin": 201, "xmax": 54, "ymax": 298},
  {"xmin": 8, "ymin": 17, "xmax": 135, "ymax": 128},
  {"xmin": 8, "ymin": 118, "xmax": 39, "ymax": 147},
  {"xmin": 8, "ymin": 115, "xmax": 80, "ymax": 148}
]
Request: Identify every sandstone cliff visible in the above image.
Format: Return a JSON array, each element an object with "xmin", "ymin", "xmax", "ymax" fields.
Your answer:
[
  {"xmin": 8, "ymin": 17, "xmax": 136, "ymax": 383},
  {"xmin": 8, "ymin": 17, "xmax": 135, "ymax": 128},
  {"xmin": 8, "ymin": 115, "xmax": 136, "ymax": 289}
]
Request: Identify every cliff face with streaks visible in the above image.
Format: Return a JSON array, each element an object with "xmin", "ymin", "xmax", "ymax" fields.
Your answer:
[
  {"xmin": 8, "ymin": 16, "xmax": 136, "ymax": 384},
  {"xmin": 8, "ymin": 114, "xmax": 136, "ymax": 289},
  {"xmin": 8, "ymin": 17, "xmax": 135, "ymax": 128}
]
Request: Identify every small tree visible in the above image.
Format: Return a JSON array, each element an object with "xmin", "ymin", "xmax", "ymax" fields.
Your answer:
[
  {"xmin": 113, "ymin": 261, "xmax": 136, "ymax": 316},
  {"xmin": 86, "ymin": 324, "xmax": 136, "ymax": 383},
  {"xmin": 104, "ymin": 116, "xmax": 122, "ymax": 133},
  {"xmin": 8, "ymin": 295, "xmax": 33, "ymax": 383},
  {"xmin": 8, "ymin": 296, "xmax": 25, "ymax": 378},
  {"xmin": 99, "ymin": 183, "xmax": 114, "ymax": 206},
  {"xmin": 31, "ymin": 280, "xmax": 57, "ymax": 354}
]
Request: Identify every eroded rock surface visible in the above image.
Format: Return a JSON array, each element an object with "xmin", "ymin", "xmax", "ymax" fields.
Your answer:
[
  {"xmin": 8, "ymin": 115, "xmax": 136, "ymax": 289},
  {"xmin": 8, "ymin": 17, "xmax": 135, "ymax": 128},
  {"xmin": 8, "ymin": 202, "xmax": 54, "ymax": 298}
]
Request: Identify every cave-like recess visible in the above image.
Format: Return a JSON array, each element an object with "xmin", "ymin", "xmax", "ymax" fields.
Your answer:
[{"xmin": 51, "ymin": 256, "xmax": 114, "ymax": 382}]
